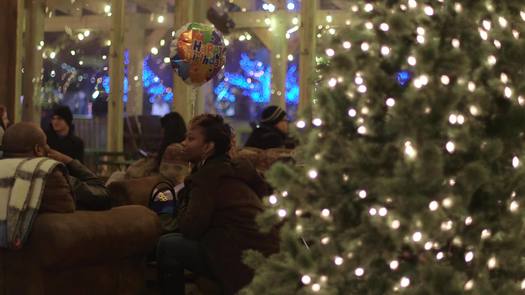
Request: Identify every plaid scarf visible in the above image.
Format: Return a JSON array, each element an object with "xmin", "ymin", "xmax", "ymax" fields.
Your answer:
[{"xmin": 0, "ymin": 157, "xmax": 63, "ymax": 249}]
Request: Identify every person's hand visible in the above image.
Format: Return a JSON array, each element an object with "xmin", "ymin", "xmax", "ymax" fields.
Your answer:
[{"xmin": 47, "ymin": 148, "xmax": 73, "ymax": 164}]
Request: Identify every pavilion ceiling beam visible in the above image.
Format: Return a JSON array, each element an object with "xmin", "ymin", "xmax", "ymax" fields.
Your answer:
[
  {"xmin": 45, "ymin": 10, "xmax": 352, "ymax": 32},
  {"xmin": 129, "ymin": 0, "xmax": 164, "ymax": 13}
]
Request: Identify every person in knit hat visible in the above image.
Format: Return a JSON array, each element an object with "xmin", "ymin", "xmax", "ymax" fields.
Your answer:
[
  {"xmin": 45, "ymin": 105, "xmax": 85, "ymax": 163},
  {"xmin": 244, "ymin": 105, "xmax": 296, "ymax": 149}
]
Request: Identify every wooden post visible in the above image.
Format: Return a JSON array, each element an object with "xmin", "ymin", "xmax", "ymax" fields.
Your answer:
[
  {"xmin": 21, "ymin": 0, "xmax": 45, "ymax": 124},
  {"xmin": 14, "ymin": 0, "xmax": 24, "ymax": 122},
  {"xmin": 298, "ymin": 0, "xmax": 317, "ymax": 113},
  {"xmin": 107, "ymin": 0, "xmax": 125, "ymax": 152},
  {"xmin": 173, "ymin": 0, "xmax": 194, "ymax": 122},
  {"xmin": 193, "ymin": 0, "xmax": 210, "ymax": 116},
  {"xmin": 269, "ymin": 10, "xmax": 287, "ymax": 109},
  {"xmin": 126, "ymin": 16, "xmax": 145, "ymax": 116},
  {"xmin": 0, "ymin": 0, "xmax": 21, "ymax": 122}
]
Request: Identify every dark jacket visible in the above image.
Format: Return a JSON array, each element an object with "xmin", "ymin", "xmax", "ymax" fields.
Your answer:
[
  {"xmin": 245, "ymin": 123, "xmax": 296, "ymax": 150},
  {"xmin": 66, "ymin": 159, "xmax": 111, "ymax": 210},
  {"xmin": 46, "ymin": 127, "xmax": 85, "ymax": 163},
  {"xmin": 176, "ymin": 155, "xmax": 279, "ymax": 294}
]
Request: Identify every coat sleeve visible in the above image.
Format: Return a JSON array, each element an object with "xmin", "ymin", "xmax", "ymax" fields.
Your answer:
[
  {"xmin": 67, "ymin": 160, "xmax": 111, "ymax": 210},
  {"xmin": 40, "ymin": 168, "xmax": 76, "ymax": 213},
  {"xmin": 177, "ymin": 177, "xmax": 215, "ymax": 239}
]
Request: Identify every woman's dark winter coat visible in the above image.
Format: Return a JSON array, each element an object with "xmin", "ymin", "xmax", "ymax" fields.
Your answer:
[{"xmin": 176, "ymin": 155, "xmax": 279, "ymax": 294}]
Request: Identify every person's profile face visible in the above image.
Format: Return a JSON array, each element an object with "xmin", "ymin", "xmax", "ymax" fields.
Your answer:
[
  {"xmin": 275, "ymin": 119, "xmax": 289, "ymax": 134},
  {"xmin": 181, "ymin": 125, "xmax": 213, "ymax": 163},
  {"xmin": 51, "ymin": 115, "xmax": 68, "ymax": 132}
]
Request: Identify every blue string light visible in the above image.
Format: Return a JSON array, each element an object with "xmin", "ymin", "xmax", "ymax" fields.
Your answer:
[
  {"xmin": 396, "ymin": 70, "xmax": 412, "ymax": 87},
  {"xmin": 102, "ymin": 53, "xmax": 172, "ymax": 103},
  {"xmin": 214, "ymin": 52, "xmax": 299, "ymax": 107}
]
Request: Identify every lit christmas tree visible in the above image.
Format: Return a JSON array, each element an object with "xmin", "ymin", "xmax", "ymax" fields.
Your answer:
[{"xmin": 243, "ymin": 1, "xmax": 525, "ymax": 294}]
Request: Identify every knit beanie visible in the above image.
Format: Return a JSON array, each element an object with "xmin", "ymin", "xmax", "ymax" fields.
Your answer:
[
  {"xmin": 52, "ymin": 105, "xmax": 73, "ymax": 127},
  {"xmin": 260, "ymin": 105, "xmax": 287, "ymax": 125}
]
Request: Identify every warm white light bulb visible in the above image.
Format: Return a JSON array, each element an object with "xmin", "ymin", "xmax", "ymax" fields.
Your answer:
[
  {"xmin": 498, "ymin": 16, "xmax": 508, "ymax": 28},
  {"xmin": 500, "ymin": 73, "xmax": 509, "ymax": 84},
  {"xmin": 354, "ymin": 267, "xmax": 364, "ymax": 276},
  {"xmin": 441, "ymin": 220, "xmax": 453, "ymax": 231},
  {"xmin": 328, "ymin": 78, "xmax": 337, "ymax": 88},
  {"xmin": 358, "ymin": 190, "xmax": 367, "ymax": 199},
  {"xmin": 386, "ymin": 97, "xmax": 395, "ymax": 107},
  {"xmin": 487, "ymin": 256, "xmax": 497, "ymax": 269},
  {"xmin": 381, "ymin": 46, "xmax": 391, "ymax": 56},
  {"xmin": 348, "ymin": 108, "xmax": 357, "ymax": 117},
  {"xmin": 482, "ymin": 20, "xmax": 492, "ymax": 30},
  {"xmin": 442, "ymin": 197, "xmax": 453, "ymax": 208},
  {"xmin": 312, "ymin": 118, "xmax": 323, "ymax": 127},
  {"xmin": 301, "ymin": 275, "xmax": 312, "ymax": 285},
  {"xmin": 277, "ymin": 209, "xmax": 287, "ymax": 217},
  {"xmin": 391, "ymin": 220, "xmax": 400, "ymax": 229},
  {"xmin": 436, "ymin": 252, "xmax": 444, "ymax": 260},
  {"xmin": 325, "ymin": 48, "xmax": 335, "ymax": 57},
  {"xmin": 465, "ymin": 251, "xmax": 474, "ymax": 262},
  {"xmin": 429, "ymin": 201, "xmax": 439, "ymax": 211},
  {"xmin": 400, "ymin": 277, "xmax": 410, "ymax": 288},
  {"xmin": 441, "ymin": 75, "xmax": 450, "ymax": 85},
  {"xmin": 452, "ymin": 39, "xmax": 460, "ymax": 48},
  {"xmin": 407, "ymin": 56, "xmax": 417, "ymax": 66},
  {"xmin": 404, "ymin": 142, "xmax": 417, "ymax": 159},
  {"xmin": 311, "ymin": 283, "xmax": 321, "ymax": 292},
  {"xmin": 479, "ymin": 29, "xmax": 488, "ymax": 40},
  {"xmin": 380, "ymin": 23, "xmax": 390, "ymax": 31},
  {"xmin": 268, "ymin": 195, "xmax": 278, "ymax": 205},
  {"xmin": 504, "ymin": 87, "xmax": 513, "ymax": 98},
  {"xmin": 512, "ymin": 156, "xmax": 520, "ymax": 168},
  {"xmin": 369, "ymin": 208, "xmax": 377, "ymax": 216},
  {"xmin": 390, "ymin": 260, "xmax": 399, "ymax": 270},
  {"xmin": 469, "ymin": 106, "xmax": 479, "ymax": 116},
  {"xmin": 321, "ymin": 209, "xmax": 330, "ymax": 217},
  {"xmin": 464, "ymin": 280, "xmax": 474, "ymax": 291},
  {"xmin": 481, "ymin": 229, "xmax": 491, "ymax": 239},
  {"xmin": 296, "ymin": 120, "xmax": 306, "ymax": 129},
  {"xmin": 510, "ymin": 200, "xmax": 519, "ymax": 212},
  {"xmin": 446, "ymin": 141, "xmax": 455, "ymax": 153},
  {"xmin": 308, "ymin": 169, "xmax": 318, "ymax": 179},
  {"xmin": 379, "ymin": 207, "xmax": 388, "ymax": 217},
  {"xmin": 424, "ymin": 6, "xmax": 434, "ymax": 16},
  {"xmin": 465, "ymin": 216, "xmax": 473, "ymax": 225},
  {"xmin": 361, "ymin": 42, "xmax": 370, "ymax": 51},
  {"xmin": 412, "ymin": 232, "xmax": 422, "ymax": 242},
  {"xmin": 487, "ymin": 55, "xmax": 497, "ymax": 66},
  {"xmin": 343, "ymin": 41, "xmax": 352, "ymax": 49},
  {"xmin": 334, "ymin": 256, "xmax": 344, "ymax": 266}
]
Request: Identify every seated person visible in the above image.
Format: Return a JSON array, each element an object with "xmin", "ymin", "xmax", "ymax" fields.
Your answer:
[
  {"xmin": 45, "ymin": 105, "xmax": 85, "ymax": 163},
  {"xmin": 245, "ymin": 105, "xmax": 297, "ymax": 150},
  {"xmin": 156, "ymin": 114, "xmax": 279, "ymax": 295},
  {"xmin": 106, "ymin": 111, "xmax": 189, "ymax": 185},
  {"xmin": 2, "ymin": 122, "xmax": 110, "ymax": 211}
]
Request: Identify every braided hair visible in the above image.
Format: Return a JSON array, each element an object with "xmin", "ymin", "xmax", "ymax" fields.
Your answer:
[{"xmin": 189, "ymin": 114, "xmax": 233, "ymax": 157}]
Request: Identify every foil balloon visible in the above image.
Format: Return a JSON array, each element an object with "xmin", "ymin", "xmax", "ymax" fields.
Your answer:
[{"xmin": 170, "ymin": 22, "xmax": 226, "ymax": 87}]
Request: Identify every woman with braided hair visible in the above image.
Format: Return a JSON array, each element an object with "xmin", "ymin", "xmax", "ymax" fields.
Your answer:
[{"xmin": 156, "ymin": 114, "xmax": 279, "ymax": 295}]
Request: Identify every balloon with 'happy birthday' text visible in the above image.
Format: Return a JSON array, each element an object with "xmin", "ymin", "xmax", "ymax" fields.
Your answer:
[{"xmin": 170, "ymin": 23, "xmax": 226, "ymax": 87}]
